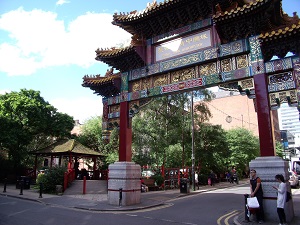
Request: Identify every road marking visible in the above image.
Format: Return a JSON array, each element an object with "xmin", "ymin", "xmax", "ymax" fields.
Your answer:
[
  {"xmin": 224, "ymin": 211, "xmax": 239, "ymax": 225},
  {"xmin": 217, "ymin": 210, "xmax": 237, "ymax": 225},
  {"xmin": 8, "ymin": 209, "xmax": 29, "ymax": 217}
]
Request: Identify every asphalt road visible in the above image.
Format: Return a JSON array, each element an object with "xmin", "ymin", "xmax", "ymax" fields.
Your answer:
[{"xmin": 0, "ymin": 184, "xmax": 253, "ymax": 225}]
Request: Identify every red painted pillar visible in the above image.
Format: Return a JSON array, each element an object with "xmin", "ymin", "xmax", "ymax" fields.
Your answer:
[
  {"xmin": 68, "ymin": 153, "xmax": 72, "ymax": 171},
  {"xmin": 119, "ymin": 101, "xmax": 132, "ymax": 161},
  {"xmin": 253, "ymin": 73, "xmax": 276, "ymax": 156}
]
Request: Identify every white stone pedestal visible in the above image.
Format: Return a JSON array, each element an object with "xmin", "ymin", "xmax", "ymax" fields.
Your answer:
[
  {"xmin": 249, "ymin": 156, "xmax": 294, "ymax": 223},
  {"xmin": 108, "ymin": 161, "xmax": 141, "ymax": 206}
]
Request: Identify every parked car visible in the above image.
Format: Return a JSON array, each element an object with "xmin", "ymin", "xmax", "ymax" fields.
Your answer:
[
  {"xmin": 289, "ymin": 171, "xmax": 299, "ymax": 188},
  {"xmin": 141, "ymin": 170, "xmax": 154, "ymax": 178}
]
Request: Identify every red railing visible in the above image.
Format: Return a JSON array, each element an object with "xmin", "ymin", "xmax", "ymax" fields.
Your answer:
[{"xmin": 63, "ymin": 169, "xmax": 75, "ymax": 191}]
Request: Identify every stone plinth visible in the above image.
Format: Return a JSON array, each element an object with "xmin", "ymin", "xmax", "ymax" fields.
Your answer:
[
  {"xmin": 249, "ymin": 156, "xmax": 294, "ymax": 223},
  {"xmin": 108, "ymin": 162, "xmax": 141, "ymax": 206}
]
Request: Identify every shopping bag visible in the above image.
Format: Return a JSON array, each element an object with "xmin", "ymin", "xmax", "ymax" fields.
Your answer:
[
  {"xmin": 247, "ymin": 196, "xmax": 260, "ymax": 209},
  {"xmin": 208, "ymin": 178, "xmax": 211, "ymax": 185}
]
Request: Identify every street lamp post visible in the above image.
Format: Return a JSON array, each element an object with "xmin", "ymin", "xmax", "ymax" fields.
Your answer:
[{"xmin": 191, "ymin": 91, "xmax": 195, "ymax": 191}]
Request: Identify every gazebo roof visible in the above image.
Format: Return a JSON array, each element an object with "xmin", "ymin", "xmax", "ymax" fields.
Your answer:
[{"xmin": 32, "ymin": 139, "xmax": 103, "ymax": 157}]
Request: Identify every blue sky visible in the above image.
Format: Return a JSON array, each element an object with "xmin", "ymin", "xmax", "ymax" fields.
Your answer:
[{"xmin": 0, "ymin": 0, "xmax": 299, "ymax": 124}]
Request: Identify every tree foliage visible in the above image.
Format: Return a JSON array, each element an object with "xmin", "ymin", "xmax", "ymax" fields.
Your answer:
[
  {"xmin": 132, "ymin": 90, "xmax": 215, "ymax": 170},
  {"xmin": 0, "ymin": 89, "xmax": 74, "ymax": 171},
  {"xmin": 225, "ymin": 127, "xmax": 260, "ymax": 173},
  {"xmin": 75, "ymin": 116, "xmax": 103, "ymax": 152},
  {"xmin": 194, "ymin": 123, "xmax": 229, "ymax": 174}
]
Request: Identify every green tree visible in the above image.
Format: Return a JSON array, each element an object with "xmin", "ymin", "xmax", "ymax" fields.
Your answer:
[
  {"xmin": 0, "ymin": 89, "xmax": 74, "ymax": 172},
  {"xmin": 102, "ymin": 128, "xmax": 119, "ymax": 167},
  {"xmin": 132, "ymin": 90, "xmax": 214, "ymax": 170},
  {"xmin": 275, "ymin": 141, "xmax": 284, "ymax": 158},
  {"xmin": 75, "ymin": 116, "xmax": 103, "ymax": 152},
  {"xmin": 194, "ymin": 123, "xmax": 229, "ymax": 174},
  {"xmin": 226, "ymin": 127, "xmax": 260, "ymax": 173}
]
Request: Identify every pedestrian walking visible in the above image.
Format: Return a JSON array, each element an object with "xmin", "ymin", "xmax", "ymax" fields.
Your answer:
[
  {"xmin": 272, "ymin": 174, "xmax": 288, "ymax": 225},
  {"xmin": 209, "ymin": 170, "xmax": 216, "ymax": 186},
  {"xmin": 195, "ymin": 172, "xmax": 199, "ymax": 190},
  {"xmin": 250, "ymin": 169, "xmax": 264, "ymax": 223}
]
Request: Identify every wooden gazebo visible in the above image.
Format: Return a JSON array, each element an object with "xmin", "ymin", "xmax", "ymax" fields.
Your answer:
[{"xmin": 32, "ymin": 139, "xmax": 104, "ymax": 181}]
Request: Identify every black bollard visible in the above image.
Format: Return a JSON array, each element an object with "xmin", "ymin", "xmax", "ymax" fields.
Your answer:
[
  {"xmin": 19, "ymin": 179, "xmax": 24, "ymax": 195},
  {"xmin": 39, "ymin": 183, "xmax": 43, "ymax": 198},
  {"xmin": 3, "ymin": 178, "xmax": 7, "ymax": 193},
  {"xmin": 119, "ymin": 188, "xmax": 122, "ymax": 207},
  {"xmin": 244, "ymin": 194, "xmax": 250, "ymax": 221}
]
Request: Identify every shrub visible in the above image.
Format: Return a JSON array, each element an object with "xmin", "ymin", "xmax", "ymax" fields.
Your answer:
[
  {"xmin": 151, "ymin": 174, "xmax": 164, "ymax": 186},
  {"xmin": 36, "ymin": 167, "xmax": 66, "ymax": 193}
]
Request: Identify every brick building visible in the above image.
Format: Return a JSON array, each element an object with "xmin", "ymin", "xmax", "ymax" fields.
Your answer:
[{"xmin": 201, "ymin": 90, "xmax": 280, "ymax": 142}]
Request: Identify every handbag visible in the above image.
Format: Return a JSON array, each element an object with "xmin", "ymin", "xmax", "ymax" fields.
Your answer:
[{"xmin": 247, "ymin": 196, "xmax": 260, "ymax": 209}]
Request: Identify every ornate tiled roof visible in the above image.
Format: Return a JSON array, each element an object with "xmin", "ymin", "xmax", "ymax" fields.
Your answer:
[
  {"xmin": 95, "ymin": 45, "xmax": 145, "ymax": 72},
  {"xmin": 32, "ymin": 139, "xmax": 103, "ymax": 156},
  {"xmin": 112, "ymin": 0, "xmax": 212, "ymax": 38},
  {"xmin": 213, "ymin": 0, "xmax": 269, "ymax": 20},
  {"xmin": 259, "ymin": 15, "xmax": 300, "ymax": 40},
  {"xmin": 259, "ymin": 13, "xmax": 300, "ymax": 61},
  {"xmin": 82, "ymin": 71, "xmax": 121, "ymax": 98},
  {"xmin": 212, "ymin": 0, "xmax": 286, "ymax": 43}
]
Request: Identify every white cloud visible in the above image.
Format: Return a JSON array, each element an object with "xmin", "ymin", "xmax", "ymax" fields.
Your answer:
[
  {"xmin": 56, "ymin": 0, "xmax": 70, "ymax": 6},
  {"xmin": 0, "ymin": 7, "xmax": 132, "ymax": 76},
  {"xmin": 50, "ymin": 97, "xmax": 103, "ymax": 124},
  {"xmin": 0, "ymin": 89, "xmax": 11, "ymax": 95}
]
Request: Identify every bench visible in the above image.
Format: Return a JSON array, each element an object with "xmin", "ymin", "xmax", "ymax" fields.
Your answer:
[{"xmin": 142, "ymin": 178, "xmax": 159, "ymax": 191}]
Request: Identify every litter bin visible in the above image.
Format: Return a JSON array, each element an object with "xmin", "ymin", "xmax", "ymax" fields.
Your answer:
[
  {"xmin": 16, "ymin": 176, "xmax": 31, "ymax": 189},
  {"xmin": 180, "ymin": 178, "xmax": 190, "ymax": 193}
]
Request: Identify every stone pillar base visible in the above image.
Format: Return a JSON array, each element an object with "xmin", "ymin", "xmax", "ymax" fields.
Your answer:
[
  {"xmin": 108, "ymin": 162, "xmax": 141, "ymax": 206},
  {"xmin": 249, "ymin": 156, "xmax": 294, "ymax": 223}
]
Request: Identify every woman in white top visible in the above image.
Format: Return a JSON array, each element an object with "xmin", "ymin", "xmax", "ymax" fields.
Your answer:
[{"xmin": 272, "ymin": 174, "xmax": 287, "ymax": 225}]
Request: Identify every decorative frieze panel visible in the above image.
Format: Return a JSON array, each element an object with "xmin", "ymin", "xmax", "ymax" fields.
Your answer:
[
  {"xmin": 171, "ymin": 67, "xmax": 196, "ymax": 83},
  {"xmin": 269, "ymin": 90, "xmax": 297, "ymax": 110},
  {"xmin": 199, "ymin": 62, "xmax": 217, "ymax": 75},
  {"xmin": 202, "ymin": 74, "xmax": 219, "ymax": 85},
  {"xmin": 238, "ymin": 78, "xmax": 254, "ymax": 90},
  {"xmin": 130, "ymin": 91, "xmax": 140, "ymax": 101},
  {"xmin": 203, "ymin": 48, "xmax": 218, "ymax": 60},
  {"xmin": 236, "ymin": 55, "xmax": 249, "ymax": 69},
  {"xmin": 160, "ymin": 52, "xmax": 203, "ymax": 72},
  {"xmin": 131, "ymin": 81, "xmax": 141, "ymax": 92},
  {"xmin": 148, "ymin": 63, "xmax": 160, "ymax": 75},
  {"xmin": 249, "ymin": 36, "xmax": 263, "ymax": 63},
  {"xmin": 161, "ymin": 78, "xmax": 203, "ymax": 94},
  {"xmin": 251, "ymin": 61, "xmax": 265, "ymax": 75},
  {"xmin": 153, "ymin": 74, "xmax": 168, "ymax": 87},
  {"xmin": 108, "ymin": 104, "xmax": 120, "ymax": 119},
  {"xmin": 121, "ymin": 72, "xmax": 129, "ymax": 92},
  {"xmin": 293, "ymin": 57, "xmax": 300, "ymax": 88},
  {"xmin": 221, "ymin": 58, "xmax": 232, "ymax": 72},
  {"xmin": 103, "ymin": 100, "xmax": 109, "ymax": 120},
  {"xmin": 141, "ymin": 77, "xmax": 152, "ymax": 90},
  {"xmin": 268, "ymin": 72, "xmax": 295, "ymax": 92},
  {"xmin": 109, "ymin": 105, "xmax": 120, "ymax": 114},
  {"xmin": 107, "ymin": 96, "xmax": 120, "ymax": 105},
  {"xmin": 128, "ymin": 39, "xmax": 249, "ymax": 82},
  {"xmin": 265, "ymin": 57, "xmax": 293, "ymax": 74},
  {"xmin": 219, "ymin": 39, "xmax": 248, "ymax": 57}
]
